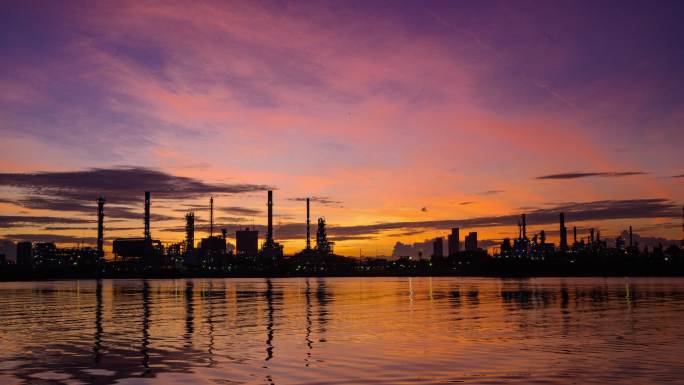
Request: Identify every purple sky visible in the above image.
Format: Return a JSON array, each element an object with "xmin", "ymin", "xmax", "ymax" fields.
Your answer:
[{"xmin": 1, "ymin": 1, "xmax": 682, "ymax": 255}]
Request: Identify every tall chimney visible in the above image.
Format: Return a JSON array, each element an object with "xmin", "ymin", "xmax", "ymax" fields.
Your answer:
[
  {"xmin": 210, "ymin": 196, "xmax": 214, "ymax": 237},
  {"xmin": 306, "ymin": 197, "xmax": 311, "ymax": 250},
  {"xmin": 144, "ymin": 191, "xmax": 151, "ymax": 240},
  {"xmin": 629, "ymin": 225, "xmax": 633, "ymax": 248},
  {"xmin": 97, "ymin": 197, "xmax": 105, "ymax": 257},
  {"xmin": 267, "ymin": 190, "xmax": 273, "ymax": 244},
  {"xmin": 521, "ymin": 214, "xmax": 527, "ymax": 240},
  {"xmin": 559, "ymin": 212, "xmax": 568, "ymax": 251},
  {"xmin": 186, "ymin": 212, "xmax": 195, "ymax": 251}
]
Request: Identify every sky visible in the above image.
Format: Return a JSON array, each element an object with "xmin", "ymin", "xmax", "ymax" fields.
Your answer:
[{"xmin": 0, "ymin": 0, "xmax": 683, "ymax": 257}]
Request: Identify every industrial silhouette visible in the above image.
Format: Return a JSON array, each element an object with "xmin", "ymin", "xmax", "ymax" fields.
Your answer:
[{"xmin": 2, "ymin": 191, "xmax": 684, "ymax": 279}]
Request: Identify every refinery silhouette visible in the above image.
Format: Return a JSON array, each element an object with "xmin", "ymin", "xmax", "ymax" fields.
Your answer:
[{"xmin": 1, "ymin": 189, "xmax": 683, "ymax": 279}]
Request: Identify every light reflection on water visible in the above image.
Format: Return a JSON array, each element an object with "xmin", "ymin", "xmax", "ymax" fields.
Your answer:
[{"xmin": 0, "ymin": 277, "xmax": 683, "ymax": 384}]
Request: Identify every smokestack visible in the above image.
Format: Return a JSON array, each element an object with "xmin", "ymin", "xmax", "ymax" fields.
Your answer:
[
  {"xmin": 559, "ymin": 212, "xmax": 568, "ymax": 251},
  {"xmin": 186, "ymin": 212, "xmax": 195, "ymax": 251},
  {"xmin": 210, "ymin": 196, "xmax": 214, "ymax": 237},
  {"xmin": 681, "ymin": 206, "xmax": 684, "ymax": 247},
  {"xmin": 267, "ymin": 190, "xmax": 273, "ymax": 244},
  {"xmin": 144, "ymin": 191, "xmax": 151, "ymax": 240},
  {"xmin": 306, "ymin": 197, "xmax": 311, "ymax": 250},
  {"xmin": 97, "ymin": 197, "xmax": 105, "ymax": 257},
  {"xmin": 629, "ymin": 225, "xmax": 633, "ymax": 248},
  {"xmin": 521, "ymin": 214, "xmax": 527, "ymax": 240}
]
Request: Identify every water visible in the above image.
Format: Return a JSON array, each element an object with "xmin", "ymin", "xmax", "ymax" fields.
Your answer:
[{"xmin": 0, "ymin": 277, "xmax": 683, "ymax": 385}]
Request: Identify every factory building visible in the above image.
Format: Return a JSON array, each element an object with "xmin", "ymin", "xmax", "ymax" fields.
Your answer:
[
  {"xmin": 112, "ymin": 191, "xmax": 163, "ymax": 261},
  {"xmin": 236, "ymin": 228, "xmax": 259, "ymax": 257},
  {"xmin": 17, "ymin": 241, "xmax": 33, "ymax": 266}
]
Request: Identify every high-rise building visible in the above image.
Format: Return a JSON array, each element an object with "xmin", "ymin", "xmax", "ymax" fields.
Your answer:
[
  {"xmin": 433, "ymin": 237, "xmax": 443, "ymax": 258},
  {"xmin": 465, "ymin": 232, "xmax": 478, "ymax": 251},
  {"xmin": 448, "ymin": 228, "xmax": 460, "ymax": 255}
]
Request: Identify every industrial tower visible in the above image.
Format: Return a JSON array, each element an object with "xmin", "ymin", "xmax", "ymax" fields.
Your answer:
[{"xmin": 97, "ymin": 197, "xmax": 105, "ymax": 257}]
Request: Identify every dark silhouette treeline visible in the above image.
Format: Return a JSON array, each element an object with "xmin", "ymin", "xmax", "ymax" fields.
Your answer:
[{"xmin": 1, "ymin": 191, "xmax": 683, "ymax": 280}]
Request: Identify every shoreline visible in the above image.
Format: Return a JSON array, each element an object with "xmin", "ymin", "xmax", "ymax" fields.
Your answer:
[{"xmin": 3, "ymin": 271, "xmax": 684, "ymax": 282}]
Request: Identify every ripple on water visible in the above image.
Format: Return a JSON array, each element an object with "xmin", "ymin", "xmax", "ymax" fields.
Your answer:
[{"xmin": 0, "ymin": 277, "xmax": 683, "ymax": 384}]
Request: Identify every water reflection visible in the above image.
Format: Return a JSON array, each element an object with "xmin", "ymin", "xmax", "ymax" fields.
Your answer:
[
  {"xmin": 265, "ymin": 279, "xmax": 274, "ymax": 361},
  {"xmin": 141, "ymin": 279, "xmax": 151, "ymax": 372},
  {"xmin": 0, "ymin": 278, "xmax": 683, "ymax": 385},
  {"xmin": 315, "ymin": 278, "xmax": 331, "ymax": 340},
  {"xmin": 185, "ymin": 280, "xmax": 194, "ymax": 346},
  {"xmin": 93, "ymin": 279, "xmax": 103, "ymax": 363},
  {"xmin": 305, "ymin": 279, "xmax": 313, "ymax": 367}
]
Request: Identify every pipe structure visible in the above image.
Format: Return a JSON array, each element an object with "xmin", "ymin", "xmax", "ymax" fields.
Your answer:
[
  {"xmin": 210, "ymin": 196, "xmax": 214, "ymax": 237},
  {"xmin": 144, "ymin": 191, "xmax": 151, "ymax": 240},
  {"xmin": 560, "ymin": 212, "xmax": 568, "ymax": 251},
  {"xmin": 186, "ymin": 212, "xmax": 195, "ymax": 251},
  {"xmin": 97, "ymin": 197, "xmax": 105, "ymax": 257},
  {"xmin": 267, "ymin": 190, "xmax": 273, "ymax": 245},
  {"xmin": 306, "ymin": 197, "xmax": 311, "ymax": 250},
  {"xmin": 521, "ymin": 214, "xmax": 527, "ymax": 240}
]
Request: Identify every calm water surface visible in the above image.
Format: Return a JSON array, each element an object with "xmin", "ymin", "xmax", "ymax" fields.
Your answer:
[{"xmin": 0, "ymin": 277, "xmax": 683, "ymax": 384}]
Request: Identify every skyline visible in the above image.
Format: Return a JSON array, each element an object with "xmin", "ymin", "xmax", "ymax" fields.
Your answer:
[
  {"xmin": 1, "ymin": 1, "xmax": 683, "ymax": 256},
  {"xmin": 0, "ymin": 171, "xmax": 681, "ymax": 258}
]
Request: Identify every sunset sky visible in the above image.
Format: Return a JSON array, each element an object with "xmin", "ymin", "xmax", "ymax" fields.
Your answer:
[{"xmin": 1, "ymin": 1, "xmax": 682, "ymax": 257}]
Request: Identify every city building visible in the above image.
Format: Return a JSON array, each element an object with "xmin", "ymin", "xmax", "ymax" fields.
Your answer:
[
  {"xmin": 448, "ymin": 228, "xmax": 460, "ymax": 255},
  {"xmin": 465, "ymin": 232, "xmax": 478, "ymax": 251},
  {"xmin": 433, "ymin": 237, "xmax": 443, "ymax": 258}
]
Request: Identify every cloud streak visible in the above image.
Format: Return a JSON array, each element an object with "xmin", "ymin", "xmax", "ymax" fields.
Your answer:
[
  {"xmin": 0, "ymin": 215, "xmax": 92, "ymax": 228},
  {"xmin": 0, "ymin": 167, "xmax": 271, "ymax": 204},
  {"xmin": 288, "ymin": 196, "xmax": 343, "ymax": 207},
  {"xmin": 536, "ymin": 172, "xmax": 648, "ymax": 180}
]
